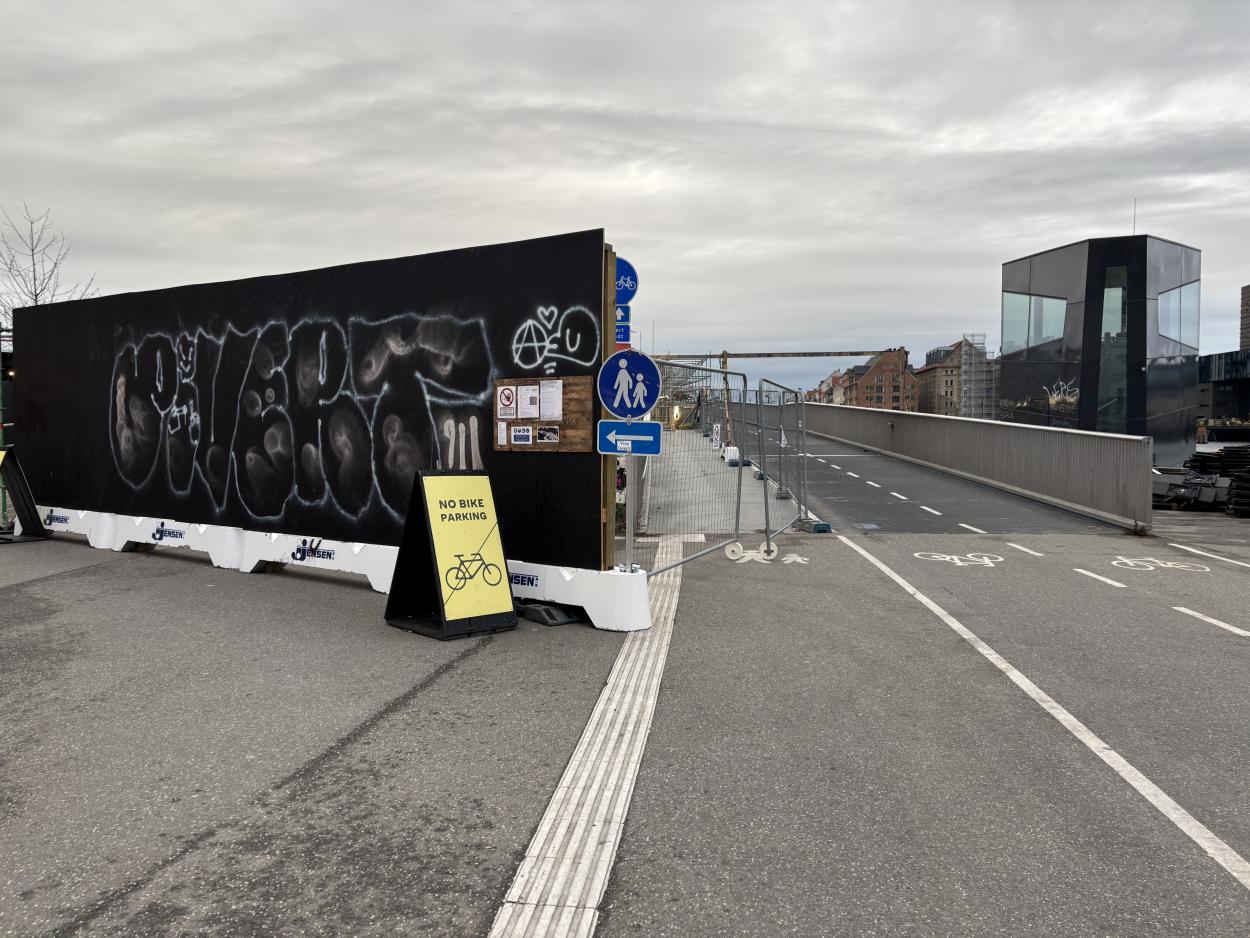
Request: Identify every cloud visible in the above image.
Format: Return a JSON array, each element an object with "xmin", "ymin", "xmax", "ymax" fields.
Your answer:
[{"xmin": 3, "ymin": 0, "xmax": 1248, "ymax": 387}]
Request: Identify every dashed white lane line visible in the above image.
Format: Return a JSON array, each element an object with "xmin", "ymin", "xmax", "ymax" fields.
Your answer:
[
  {"xmin": 816, "ymin": 458, "xmax": 827, "ymax": 464},
  {"xmin": 865, "ymin": 481, "xmax": 882, "ymax": 488},
  {"xmin": 846, "ymin": 471, "xmax": 859, "ymax": 478},
  {"xmin": 920, "ymin": 506, "xmax": 942, "ymax": 516},
  {"xmin": 1074, "ymin": 568, "xmax": 1126, "ymax": 588},
  {"xmin": 890, "ymin": 492, "xmax": 908, "ymax": 501},
  {"xmin": 839, "ymin": 534, "xmax": 1250, "ymax": 893},
  {"xmin": 959, "ymin": 523, "xmax": 987, "ymax": 534},
  {"xmin": 489, "ymin": 535, "xmax": 700, "ymax": 937},
  {"xmin": 1007, "ymin": 543, "xmax": 1044, "ymax": 557},
  {"xmin": 1168, "ymin": 544, "xmax": 1250, "ymax": 570},
  {"xmin": 1173, "ymin": 606, "xmax": 1250, "ymax": 638},
  {"xmin": 829, "ymin": 464, "xmax": 841, "ymax": 470}
]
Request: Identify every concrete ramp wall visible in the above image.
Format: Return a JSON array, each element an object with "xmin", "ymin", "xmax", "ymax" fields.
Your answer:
[{"xmin": 802, "ymin": 403, "xmax": 1153, "ymax": 531}]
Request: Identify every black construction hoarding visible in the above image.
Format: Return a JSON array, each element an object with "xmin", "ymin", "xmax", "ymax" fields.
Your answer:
[{"xmin": 12, "ymin": 230, "xmax": 608, "ymax": 568}]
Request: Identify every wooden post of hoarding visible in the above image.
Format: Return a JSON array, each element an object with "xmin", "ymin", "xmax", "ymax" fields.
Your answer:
[
  {"xmin": 600, "ymin": 244, "xmax": 617, "ymax": 570},
  {"xmin": 720, "ymin": 350, "xmax": 734, "ymax": 447}
]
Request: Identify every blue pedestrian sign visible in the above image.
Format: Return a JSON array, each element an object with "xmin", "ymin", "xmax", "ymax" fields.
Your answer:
[
  {"xmin": 615, "ymin": 258, "xmax": 638, "ymax": 306},
  {"xmin": 598, "ymin": 349, "xmax": 662, "ymax": 419},
  {"xmin": 598, "ymin": 420, "xmax": 662, "ymax": 456}
]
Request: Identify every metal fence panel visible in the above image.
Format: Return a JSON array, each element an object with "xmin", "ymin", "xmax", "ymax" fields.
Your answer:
[
  {"xmin": 636, "ymin": 361, "xmax": 748, "ymax": 574},
  {"xmin": 754, "ymin": 380, "xmax": 808, "ymax": 547}
]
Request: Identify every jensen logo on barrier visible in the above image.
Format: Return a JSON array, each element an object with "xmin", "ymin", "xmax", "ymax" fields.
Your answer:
[
  {"xmin": 44, "ymin": 509, "xmax": 70, "ymax": 526},
  {"xmin": 509, "ymin": 573, "xmax": 540, "ymax": 589},
  {"xmin": 151, "ymin": 521, "xmax": 184, "ymax": 542},
  {"xmin": 291, "ymin": 538, "xmax": 335, "ymax": 562}
]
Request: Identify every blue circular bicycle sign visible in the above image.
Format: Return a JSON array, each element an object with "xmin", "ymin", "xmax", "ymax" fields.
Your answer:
[
  {"xmin": 598, "ymin": 349, "xmax": 661, "ymax": 420},
  {"xmin": 615, "ymin": 258, "xmax": 638, "ymax": 306}
]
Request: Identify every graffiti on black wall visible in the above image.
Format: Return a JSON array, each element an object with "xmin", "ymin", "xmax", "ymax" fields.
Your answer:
[{"xmin": 109, "ymin": 306, "xmax": 596, "ymax": 525}]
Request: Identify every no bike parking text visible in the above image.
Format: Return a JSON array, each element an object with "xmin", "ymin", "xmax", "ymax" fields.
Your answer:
[{"xmin": 437, "ymin": 498, "xmax": 488, "ymax": 523}]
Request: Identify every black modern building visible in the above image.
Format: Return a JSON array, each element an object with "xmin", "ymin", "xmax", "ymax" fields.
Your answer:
[
  {"xmin": 1198, "ymin": 349, "xmax": 1250, "ymax": 427},
  {"xmin": 1000, "ymin": 235, "xmax": 1200, "ymax": 467}
]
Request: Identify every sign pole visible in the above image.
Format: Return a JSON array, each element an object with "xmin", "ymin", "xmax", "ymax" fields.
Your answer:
[{"xmin": 624, "ymin": 451, "xmax": 636, "ymax": 573}]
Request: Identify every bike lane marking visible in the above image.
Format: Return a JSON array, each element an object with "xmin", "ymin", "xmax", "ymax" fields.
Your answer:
[
  {"xmin": 959, "ymin": 523, "xmax": 988, "ymax": 534},
  {"xmin": 1075, "ymin": 569, "xmax": 1127, "ymax": 588},
  {"xmin": 838, "ymin": 534, "xmax": 1250, "ymax": 893},
  {"xmin": 890, "ymin": 491, "xmax": 908, "ymax": 500},
  {"xmin": 489, "ymin": 535, "xmax": 701, "ymax": 938},
  {"xmin": 920, "ymin": 506, "xmax": 942, "ymax": 515},
  {"xmin": 1168, "ymin": 544, "xmax": 1250, "ymax": 570},
  {"xmin": 1173, "ymin": 607, "xmax": 1250, "ymax": 639},
  {"xmin": 865, "ymin": 481, "xmax": 881, "ymax": 488},
  {"xmin": 846, "ymin": 471, "xmax": 859, "ymax": 478},
  {"xmin": 1007, "ymin": 543, "xmax": 1044, "ymax": 557}
]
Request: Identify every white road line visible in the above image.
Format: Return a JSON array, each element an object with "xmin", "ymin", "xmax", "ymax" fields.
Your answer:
[
  {"xmin": 489, "ymin": 535, "xmax": 701, "ymax": 937},
  {"xmin": 1173, "ymin": 606, "xmax": 1250, "ymax": 638},
  {"xmin": 958, "ymin": 523, "xmax": 987, "ymax": 534},
  {"xmin": 1074, "ymin": 568, "xmax": 1127, "ymax": 588},
  {"xmin": 846, "ymin": 471, "xmax": 859, "ymax": 478},
  {"xmin": 829, "ymin": 464, "xmax": 841, "ymax": 470},
  {"xmin": 890, "ymin": 492, "xmax": 908, "ymax": 500},
  {"xmin": 920, "ymin": 506, "xmax": 942, "ymax": 515},
  {"xmin": 1007, "ymin": 543, "xmax": 1044, "ymax": 557},
  {"xmin": 865, "ymin": 481, "xmax": 881, "ymax": 488},
  {"xmin": 837, "ymin": 534, "xmax": 1250, "ymax": 893},
  {"xmin": 816, "ymin": 458, "xmax": 827, "ymax": 464},
  {"xmin": 1168, "ymin": 543, "xmax": 1250, "ymax": 570}
]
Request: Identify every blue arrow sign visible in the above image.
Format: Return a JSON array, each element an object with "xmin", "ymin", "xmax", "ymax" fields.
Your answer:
[
  {"xmin": 598, "ymin": 420, "xmax": 662, "ymax": 456},
  {"xmin": 616, "ymin": 304, "xmax": 631, "ymax": 325},
  {"xmin": 615, "ymin": 258, "xmax": 638, "ymax": 306},
  {"xmin": 598, "ymin": 348, "xmax": 662, "ymax": 419}
]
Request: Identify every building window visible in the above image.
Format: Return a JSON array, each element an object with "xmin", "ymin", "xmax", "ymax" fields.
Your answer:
[
  {"xmin": 1003, "ymin": 291, "xmax": 1066, "ymax": 352},
  {"xmin": 1158, "ymin": 281, "xmax": 1199, "ymax": 348}
]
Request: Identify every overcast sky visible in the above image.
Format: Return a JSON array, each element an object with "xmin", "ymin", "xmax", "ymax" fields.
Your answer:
[{"xmin": 4, "ymin": 0, "xmax": 1248, "ymax": 387}]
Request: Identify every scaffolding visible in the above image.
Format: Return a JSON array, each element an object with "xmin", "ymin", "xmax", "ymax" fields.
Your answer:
[{"xmin": 959, "ymin": 333, "xmax": 998, "ymax": 420}]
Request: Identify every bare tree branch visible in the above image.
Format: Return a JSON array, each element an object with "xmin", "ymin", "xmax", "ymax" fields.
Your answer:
[{"xmin": 0, "ymin": 202, "xmax": 99, "ymax": 333}]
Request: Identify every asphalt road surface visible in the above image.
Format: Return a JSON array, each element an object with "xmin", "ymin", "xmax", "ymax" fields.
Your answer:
[
  {"xmin": 5, "ymin": 429, "xmax": 1250, "ymax": 936},
  {"xmin": 600, "ymin": 425, "xmax": 1250, "ymax": 935}
]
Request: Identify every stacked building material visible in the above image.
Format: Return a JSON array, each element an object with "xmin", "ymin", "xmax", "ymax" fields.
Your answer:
[{"xmin": 1225, "ymin": 446, "xmax": 1250, "ymax": 516}]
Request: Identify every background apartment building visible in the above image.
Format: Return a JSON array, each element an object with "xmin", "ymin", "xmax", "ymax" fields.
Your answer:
[
  {"xmin": 839, "ymin": 348, "xmax": 917, "ymax": 411},
  {"xmin": 1242, "ymin": 283, "xmax": 1249, "ymax": 351},
  {"xmin": 914, "ymin": 334, "xmax": 999, "ymax": 419},
  {"xmin": 916, "ymin": 340, "xmax": 966, "ymax": 415}
]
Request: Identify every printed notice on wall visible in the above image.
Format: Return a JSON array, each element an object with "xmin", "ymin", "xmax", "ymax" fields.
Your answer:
[
  {"xmin": 497, "ymin": 420, "xmax": 507, "ymax": 446},
  {"xmin": 539, "ymin": 379, "xmax": 563, "ymax": 421},
  {"xmin": 496, "ymin": 385, "xmax": 517, "ymax": 419},
  {"xmin": 511, "ymin": 425, "xmax": 533, "ymax": 445},
  {"xmin": 537, "ymin": 425, "xmax": 560, "ymax": 444},
  {"xmin": 518, "ymin": 385, "xmax": 540, "ymax": 419}
]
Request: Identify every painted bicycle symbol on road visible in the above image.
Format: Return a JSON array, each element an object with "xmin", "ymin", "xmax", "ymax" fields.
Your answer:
[
  {"xmin": 1110, "ymin": 556, "xmax": 1210, "ymax": 572},
  {"xmin": 444, "ymin": 551, "xmax": 504, "ymax": 592},
  {"xmin": 914, "ymin": 551, "xmax": 1004, "ymax": 567}
]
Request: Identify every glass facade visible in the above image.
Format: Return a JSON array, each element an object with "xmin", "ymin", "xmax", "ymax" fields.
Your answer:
[{"xmin": 1000, "ymin": 236, "xmax": 1200, "ymax": 466}]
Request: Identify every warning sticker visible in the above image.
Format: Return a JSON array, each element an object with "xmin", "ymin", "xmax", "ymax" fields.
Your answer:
[{"xmin": 497, "ymin": 385, "xmax": 517, "ymax": 419}]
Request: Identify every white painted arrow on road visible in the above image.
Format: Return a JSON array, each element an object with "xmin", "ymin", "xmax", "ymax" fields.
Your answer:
[{"xmin": 607, "ymin": 430, "xmax": 654, "ymax": 444}]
